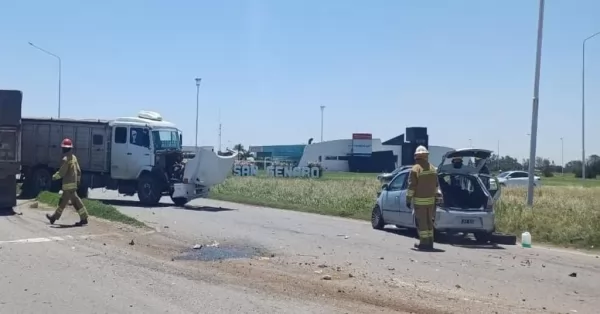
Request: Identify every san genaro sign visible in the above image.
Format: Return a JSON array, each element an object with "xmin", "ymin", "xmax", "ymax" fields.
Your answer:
[{"xmin": 233, "ymin": 164, "xmax": 321, "ymax": 178}]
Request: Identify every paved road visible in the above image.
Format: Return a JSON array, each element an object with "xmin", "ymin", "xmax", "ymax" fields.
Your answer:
[
  {"xmin": 0, "ymin": 200, "xmax": 385, "ymax": 314},
  {"xmin": 88, "ymin": 190, "xmax": 600, "ymax": 314}
]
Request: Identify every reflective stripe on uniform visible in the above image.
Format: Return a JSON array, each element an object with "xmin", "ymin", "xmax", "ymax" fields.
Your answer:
[
  {"xmin": 407, "ymin": 190, "xmax": 414, "ymax": 197},
  {"xmin": 419, "ymin": 169, "xmax": 436, "ymax": 176},
  {"xmin": 418, "ymin": 231, "xmax": 430, "ymax": 239},
  {"xmin": 52, "ymin": 173, "xmax": 61, "ymax": 180},
  {"xmin": 413, "ymin": 197, "xmax": 435, "ymax": 205},
  {"xmin": 62, "ymin": 182, "xmax": 77, "ymax": 190}
]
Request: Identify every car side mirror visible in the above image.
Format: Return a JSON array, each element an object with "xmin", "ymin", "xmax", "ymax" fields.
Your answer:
[{"xmin": 381, "ymin": 183, "xmax": 389, "ymax": 190}]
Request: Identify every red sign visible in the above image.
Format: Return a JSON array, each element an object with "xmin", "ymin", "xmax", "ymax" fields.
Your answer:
[{"xmin": 352, "ymin": 133, "xmax": 372, "ymax": 140}]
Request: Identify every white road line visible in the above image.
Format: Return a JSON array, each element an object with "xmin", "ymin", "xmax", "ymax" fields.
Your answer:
[{"xmin": 0, "ymin": 233, "xmax": 117, "ymax": 245}]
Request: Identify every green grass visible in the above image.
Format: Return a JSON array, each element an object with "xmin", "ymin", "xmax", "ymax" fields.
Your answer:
[
  {"xmin": 36, "ymin": 191, "xmax": 144, "ymax": 227},
  {"xmin": 211, "ymin": 172, "xmax": 600, "ymax": 248}
]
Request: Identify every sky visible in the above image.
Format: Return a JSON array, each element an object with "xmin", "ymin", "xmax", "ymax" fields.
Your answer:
[{"xmin": 1, "ymin": 0, "xmax": 599, "ymax": 164}]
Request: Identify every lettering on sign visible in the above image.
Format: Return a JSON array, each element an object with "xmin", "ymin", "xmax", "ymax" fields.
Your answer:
[
  {"xmin": 266, "ymin": 166, "xmax": 320, "ymax": 178},
  {"xmin": 233, "ymin": 165, "xmax": 259, "ymax": 176}
]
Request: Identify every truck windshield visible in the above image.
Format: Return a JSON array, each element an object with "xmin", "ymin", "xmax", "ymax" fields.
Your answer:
[{"xmin": 152, "ymin": 129, "xmax": 181, "ymax": 150}]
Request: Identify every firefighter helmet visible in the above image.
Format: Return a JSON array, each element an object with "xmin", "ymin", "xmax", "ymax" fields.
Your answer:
[
  {"xmin": 61, "ymin": 138, "xmax": 73, "ymax": 148},
  {"xmin": 414, "ymin": 145, "xmax": 429, "ymax": 155}
]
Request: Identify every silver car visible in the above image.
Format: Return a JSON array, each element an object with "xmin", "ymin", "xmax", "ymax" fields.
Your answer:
[{"xmin": 371, "ymin": 148, "xmax": 505, "ymax": 244}]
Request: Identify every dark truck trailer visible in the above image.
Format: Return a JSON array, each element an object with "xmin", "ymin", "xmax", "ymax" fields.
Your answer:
[{"xmin": 0, "ymin": 90, "xmax": 22, "ymax": 209}]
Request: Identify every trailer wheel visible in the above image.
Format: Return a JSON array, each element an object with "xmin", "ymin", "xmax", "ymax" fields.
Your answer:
[
  {"xmin": 77, "ymin": 186, "xmax": 89, "ymax": 199},
  {"xmin": 27, "ymin": 168, "xmax": 52, "ymax": 197},
  {"xmin": 137, "ymin": 173, "xmax": 161, "ymax": 206}
]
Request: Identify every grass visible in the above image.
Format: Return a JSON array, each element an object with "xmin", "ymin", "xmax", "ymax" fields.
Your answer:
[
  {"xmin": 211, "ymin": 172, "xmax": 600, "ymax": 248},
  {"xmin": 36, "ymin": 191, "xmax": 144, "ymax": 227}
]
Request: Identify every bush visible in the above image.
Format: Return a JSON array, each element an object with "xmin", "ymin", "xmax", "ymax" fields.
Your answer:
[{"xmin": 210, "ymin": 175, "xmax": 600, "ymax": 248}]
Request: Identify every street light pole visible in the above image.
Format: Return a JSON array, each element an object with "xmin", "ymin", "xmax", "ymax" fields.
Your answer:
[
  {"xmin": 560, "ymin": 137, "xmax": 564, "ymax": 176},
  {"xmin": 195, "ymin": 78, "xmax": 202, "ymax": 150},
  {"xmin": 29, "ymin": 42, "xmax": 61, "ymax": 118},
  {"xmin": 526, "ymin": 0, "xmax": 545, "ymax": 207},
  {"xmin": 497, "ymin": 140, "xmax": 500, "ymax": 171},
  {"xmin": 581, "ymin": 31, "xmax": 600, "ymax": 181},
  {"xmin": 469, "ymin": 139, "xmax": 472, "ymax": 148},
  {"xmin": 320, "ymin": 105, "xmax": 325, "ymax": 142}
]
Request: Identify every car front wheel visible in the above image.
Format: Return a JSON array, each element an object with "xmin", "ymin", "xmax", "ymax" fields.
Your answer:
[{"xmin": 371, "ymin": 205, "xmax": 385, "ymax": 230}]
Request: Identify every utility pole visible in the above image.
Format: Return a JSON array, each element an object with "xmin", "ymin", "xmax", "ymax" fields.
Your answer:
[
  {"xmin": 320, "ymin": 105, "xmax": 325, "ymax": 142},
  {"xmin": 195, "ymin": 78, "xmax": 202, "ymax": 150},
  {"xmin": 560, "ymin": 137, "xmax": 564, "ymax": 175},
  {"xmin": 581, "ymin": 31, "xmax": 600, "ymax": 181},
  {"xmin": 497, "ymin": 140, "xmax": 500, "ymax": 171},
  {"xmin": 29, "ymin": 42, "xmax": 61, "ymax": 118},
  {"xmin": 526, "ymin": 0, "xmax": 545, "ymax": 207},
  {"xmin": 218, "ymin": 108, "xmax": 222, "ymax": 153}
]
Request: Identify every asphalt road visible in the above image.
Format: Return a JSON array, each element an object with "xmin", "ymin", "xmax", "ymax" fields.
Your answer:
[
  {"xmin": 0, "ymin": 200, "xmax": 385, "ymax": 314},
  {"xmin": 88, "ymin": 190, "xmax": 600, "ymax": 314}
]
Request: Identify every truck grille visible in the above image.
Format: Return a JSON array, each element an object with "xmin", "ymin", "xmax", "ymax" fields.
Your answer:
[{"xmin": 0, "ymin": 130, "xmax": 18, "ymax": 162}]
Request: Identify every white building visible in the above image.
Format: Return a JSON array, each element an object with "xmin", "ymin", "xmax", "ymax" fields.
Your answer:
[{"xmin": 298, "ymin": 139, "xmax": 453, "ymax": 172}]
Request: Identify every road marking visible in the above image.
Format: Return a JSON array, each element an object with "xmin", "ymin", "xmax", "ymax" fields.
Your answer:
[{"xmin": 0, "ymin": 233, "xmax": 118, "ymax": 245}]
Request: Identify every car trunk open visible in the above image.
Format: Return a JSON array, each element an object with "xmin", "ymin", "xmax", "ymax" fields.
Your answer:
[{"xmin": 437, "ymin": 173, "xmax": 490, "ymax": 211}]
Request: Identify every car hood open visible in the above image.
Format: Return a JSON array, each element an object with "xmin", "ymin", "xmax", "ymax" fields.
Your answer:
[{"xmin": 437, "ymin": 148, "xmax": 492, "ymax": 174}]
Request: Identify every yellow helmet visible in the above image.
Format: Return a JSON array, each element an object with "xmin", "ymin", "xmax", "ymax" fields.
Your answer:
[{"xmin": 414, "ymin": 145, "xmax": 429, "ymax": 155}]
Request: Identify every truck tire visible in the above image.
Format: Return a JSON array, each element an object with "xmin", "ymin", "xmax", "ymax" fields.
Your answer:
[
  {"xmin": 28, "ymin": 168, "xmax": 52, "ymax": 197},
  {"xmin": 137, "ymin": 173, "xmax": 162, "ymax": 206},
  {"xmin": 171, "ymin": 196, "xmax": 187, "ymax": 207},
  {"xmin": 77, "ymin": 186, "xmax": 89, "ymax": 199}
]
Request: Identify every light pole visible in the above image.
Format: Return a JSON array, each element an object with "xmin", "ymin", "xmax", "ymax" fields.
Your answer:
[
  {"xmin": 468, "ymin": 139, "xmax": 472, "ymax": 148},
  {"xmin": 195, "ymin": 78, "xmax": 202, "ymax": 150},
  {"xmin": 581, "ymin": 31, "xmax": 600, "ymax": 181},
  {"xmin": 29, "ymin": 42, "xmax": 61, "ymax": 118},
  {"xmin": 497, "ymin": 140, "xmax": 500, "ymax": 171},
  {"xmin": 320, "ymin": 105, "xmax": 325, "ymax": 142},
  {"xmin": 560, "ymin": 137, "xmax": 564, "ymax": 175},
  {"xmin": 526, "ymin": 0, "xmax": 545, "ymax": 207}
]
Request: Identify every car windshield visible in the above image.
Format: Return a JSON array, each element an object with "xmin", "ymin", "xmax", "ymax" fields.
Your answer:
[
  {"xmin": 152, "ymin": 129, "xmax": 181, "ymax": 150},
  {"xmin": 497, "ymin": 172, "xmax": 510, "ymax": 178}
]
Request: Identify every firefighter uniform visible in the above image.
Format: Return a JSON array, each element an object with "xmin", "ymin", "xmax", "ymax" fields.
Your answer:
[
  {"xmin": 46, "ymin": 138, "xmax": 89, "ymax": 226},
  {"xmin": 406, "ymin": 146, "xmax": 438, "ymax": 251}
]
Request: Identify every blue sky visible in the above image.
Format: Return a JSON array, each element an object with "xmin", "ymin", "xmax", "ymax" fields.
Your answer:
[{"xmin": 1, "ymin": 0, "xmax": 599, "ymax": 163}]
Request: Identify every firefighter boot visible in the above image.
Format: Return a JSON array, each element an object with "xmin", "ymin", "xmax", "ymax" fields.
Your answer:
[
  {"xmin": 74, "ymin": 218, "xmax": 88, "ymax": 227},
  {"xmin": 74, "ymin": 207, "xmax": 89, "ymax": 227},
  {"xmin": 46, "ymin": 213, "xmax": 58, "ymax": 225}
]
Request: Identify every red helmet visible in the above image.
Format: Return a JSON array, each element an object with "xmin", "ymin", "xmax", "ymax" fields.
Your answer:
[{"xmin": 61, "ymin": 138, "xmax": 73, "ymax": 148}]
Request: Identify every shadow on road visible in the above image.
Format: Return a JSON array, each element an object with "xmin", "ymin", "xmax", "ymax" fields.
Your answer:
[
  {"xmin": 0, "ymin": 208, "xmax": 21, "ymax": 217},
  {"xmin": 49, "ymin": 224, "xmax": 83, "ymax": 229},
  {"xmin": 89, "ymin": 198, "xmax": 172, "ymax": 208},
  {"xmin": 383, "ymin": 227, "xmax": 505, "ymax": 250},
  {"xmin": 183, "ymin": 205, "xmax": 237, "ymax": 213}
]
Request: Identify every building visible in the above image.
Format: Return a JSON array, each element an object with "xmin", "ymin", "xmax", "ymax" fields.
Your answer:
[
  {"xmin": 182, "ymin": 145, "xmax": 214, "ymax": 154},
  {"xmin": 298, "ymin": 127, "xmax": 453, "ymax": 172},
  {"xmin": 248, "ymin": 144, "xmax": 306, "ymax": 165}
]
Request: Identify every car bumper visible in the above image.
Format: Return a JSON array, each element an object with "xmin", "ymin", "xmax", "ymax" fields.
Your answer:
[
  {"xmin": 434, "ymin": 209, "xmax": 495, "ymax": 233},
  {"xmin": 172, "ymin": 183, "xmax": 209, "ymax": 200}
]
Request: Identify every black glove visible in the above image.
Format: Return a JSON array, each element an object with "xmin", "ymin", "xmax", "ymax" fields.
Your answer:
[{"xmin": 406, "ymin": 200, "xmax": 412, "ymax": 209}]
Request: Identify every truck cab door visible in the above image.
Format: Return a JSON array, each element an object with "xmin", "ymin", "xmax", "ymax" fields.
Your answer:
[
  {"xmin": 127, "ymin": 127, "xmax": 152, "ymax": 178},
  {"xmin": 110, "ymin": 126, "xmax": 129, "ymax": 179}
]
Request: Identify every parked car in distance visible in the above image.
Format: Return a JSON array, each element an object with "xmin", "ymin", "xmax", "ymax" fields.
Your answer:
[
  {"xmin": 377, "ymin": 166, "xmax": 412, "ymax": 185},
  {"xmin": 496, "ymin": 170, "xmax": 541, "ymax": 187},
  {"xmin": 371, "ymin": 148, "xmax": 516, "ymax": 245}
]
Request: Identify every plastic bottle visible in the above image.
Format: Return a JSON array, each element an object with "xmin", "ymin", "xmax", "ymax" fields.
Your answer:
[{"xmin": 521, "ymin": 231, "xmax": 532, "ymax": 248}]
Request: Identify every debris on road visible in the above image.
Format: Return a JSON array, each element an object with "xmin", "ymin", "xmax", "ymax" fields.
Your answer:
[
  {"xmin": 321, "ymin": 275, "xmax": 332, "ymax": 280},
  {"xmin": 193, "ymin": 244, "xmax": 203, "ymax": 250},
  {"xmin": 569, "ymin": 272, "xmax": 577, "ymax": 278},
  {"xmin": 207, "ymin": 241, "xmax": 219, "ymax": 248},
  {"xmin": 129, "ymin": 240, "xmax": 135, "ymax": 246}
]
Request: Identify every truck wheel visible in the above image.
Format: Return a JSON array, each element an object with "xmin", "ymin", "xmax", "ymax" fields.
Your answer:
[
  {"xmin": 171, "ymin": 197, "xmax": 187, "ymax": 207},
  {"xmin": 29, "ymin": 168, "xmax": 52, "ymax": 197},
  {"xmin": 137, "ymin": 174, "xmax": 161, "ymax": 206},
  {"xmin": 77, "ymin": 186, "xmax": 89, "ymax": 199}
]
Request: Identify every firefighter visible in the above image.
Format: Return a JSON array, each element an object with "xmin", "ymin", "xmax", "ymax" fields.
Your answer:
[
  {"xmin": 451, "ymin": 157, "xmax": 463, "ymax": 169},
  {"xmin": 45, "ymin": 138, "xmax": 89, "ymax": 226},
  {"xmin": 406, "ymin": 145, "xmax": 439, "ymax": 251}
]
